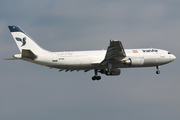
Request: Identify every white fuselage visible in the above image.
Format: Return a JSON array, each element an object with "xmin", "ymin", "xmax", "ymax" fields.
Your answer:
[
  {"xmin": 27, "ymin": 48, "xmax": 176, "ymax": 70},
  {"xmin": 8, "ymin": 26, "xmax": 176, "ymax": 80}
]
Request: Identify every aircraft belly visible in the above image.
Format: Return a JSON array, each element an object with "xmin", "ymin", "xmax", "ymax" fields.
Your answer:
[
  {"xmin": 50, "ymin": 58, "xmax": 94, "ymax": 70},
  {"xmin": 51, "ymin": 64, "xmax": 95, "ymax": 70},
  {"xmin": 143, "ymin": 58, "xmax": 159, "ymax": 66}
]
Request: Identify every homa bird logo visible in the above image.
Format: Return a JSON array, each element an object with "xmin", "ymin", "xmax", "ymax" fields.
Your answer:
[{"xmin": 15, "ymin": 37, "xmax": 26, "ymax": 47}]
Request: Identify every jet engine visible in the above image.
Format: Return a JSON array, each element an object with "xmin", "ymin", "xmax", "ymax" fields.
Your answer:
[
  {"xmin": 99, "ymin": 68, "xmax": 121, "ymax": 76},
  {"xmin": 122, "ymin": 58, "xmax": 144, "ymax": 66}
]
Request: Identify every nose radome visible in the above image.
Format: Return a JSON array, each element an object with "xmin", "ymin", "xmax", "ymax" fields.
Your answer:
[
  {"xmin": 172, "ymin": 54, "xmax": 176, "ymax": 60},
  {"xmin": 170, "ymin": 54, "xmax": 176, "ymax": 61}
]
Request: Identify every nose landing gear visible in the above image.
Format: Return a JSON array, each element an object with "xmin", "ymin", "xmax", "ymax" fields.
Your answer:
[{"xmin": 156, "ymin": 66, "xmax": 160, "ymax": 74}]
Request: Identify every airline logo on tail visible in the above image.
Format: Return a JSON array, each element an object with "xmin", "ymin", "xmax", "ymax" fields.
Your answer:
[{"xmin": 15, "ymin": 37, "xmax": 26, "ymax": 46}]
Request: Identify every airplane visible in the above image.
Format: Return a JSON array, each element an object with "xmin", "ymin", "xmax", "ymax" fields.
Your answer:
[{"xmin": 6, "ymin": 26, "xmax": 176, "ymax": 81}]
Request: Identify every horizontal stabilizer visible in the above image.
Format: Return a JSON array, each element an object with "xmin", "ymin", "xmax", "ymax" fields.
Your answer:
[{"xmin": 22, "ymin": 49, "xmax": 37, "ymax": 59}]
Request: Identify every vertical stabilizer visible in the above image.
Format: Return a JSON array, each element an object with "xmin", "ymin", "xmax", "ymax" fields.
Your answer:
[{"xmin": 8, "ymin": 26, "xmax": 49, "ymax": 53}]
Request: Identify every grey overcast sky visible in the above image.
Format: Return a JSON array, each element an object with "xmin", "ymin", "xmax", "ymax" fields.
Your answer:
[{"xmin": 0, "ymin": 0, "xmax": 180, "ymax": 120}]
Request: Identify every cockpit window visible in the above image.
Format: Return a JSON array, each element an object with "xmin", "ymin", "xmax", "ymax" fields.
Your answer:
[{"xmin": 168, "ymin": 52, "xmax": 171, "ymax": 54}]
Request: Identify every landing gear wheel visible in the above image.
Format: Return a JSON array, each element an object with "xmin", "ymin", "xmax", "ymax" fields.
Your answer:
[
  {"xmin": 97, "ymin": 76, "xmax": 101, "ymax": 80},
  {"xmin": 156, "ymin": 66, "xmax": 160, "ymax": 74},
  {"xmin": 92, "ymin": 69, "xmax": 101, "ymax": 81},
  {"xmin": 92, "ymin": 76, "xmax": 96, "ymax": 80},
  {"xmin": 92, "ymin": 76, "xmax": 101, "ymax": 81},
  {"xmin": 110, "ymin": 71, "xmax": 115, "ymax": 75},
  {"xmin": 105, "ymin": 70, "xmax": 115, "ymax": 75},
  {"xmin": 156, "ymin": 70, "xmax": 160, "ymax": 74},
  {"xmin": 105, "ymin": 71, "xmax": 110, "ymax": 75}
]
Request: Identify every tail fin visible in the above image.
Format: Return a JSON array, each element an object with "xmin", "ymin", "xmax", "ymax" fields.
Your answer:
[{"xmin": 8, "ymin": 26, "xmax": 48, "ymax": 53}]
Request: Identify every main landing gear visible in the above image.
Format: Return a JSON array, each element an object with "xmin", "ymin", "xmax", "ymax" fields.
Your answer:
[
  {"xmin": 156, "ymin": 66, "xmax": 160, "ymax": 74},
  {"xmin": 92, "ymin": 69, "xmax": 101, "ymax": 81}
]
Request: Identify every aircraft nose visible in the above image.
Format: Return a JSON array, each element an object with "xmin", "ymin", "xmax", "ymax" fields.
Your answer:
[
  {"xmin": 172, "ymin": 54, "xmax": 176, "ymax": 60},
  {"xmin": 170, "ymin": 54, "xmax": 176, "ymax": 62}
]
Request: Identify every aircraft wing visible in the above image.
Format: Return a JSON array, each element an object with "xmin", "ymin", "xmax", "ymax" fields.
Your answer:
[{"xmin": 100, "ymin": 40, "xmax": 126, "ymax": 65}]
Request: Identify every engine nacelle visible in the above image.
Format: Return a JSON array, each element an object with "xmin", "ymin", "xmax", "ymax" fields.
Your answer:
[
  {"xmin": 99, "ymin": 68, "xmax": 121, "ymax": 76},
  {"xmin": 122, "ymin": 58, "xmax": 144, "ymax": 66}
]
